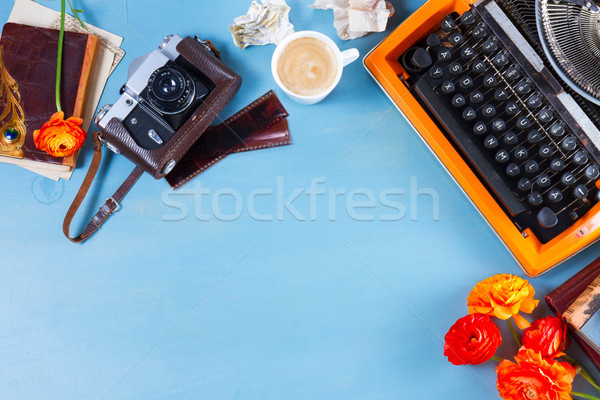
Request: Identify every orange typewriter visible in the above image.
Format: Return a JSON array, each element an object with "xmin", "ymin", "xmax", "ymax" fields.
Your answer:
[{"xmin": 364, "ymin": 0, "xmax": 600, "ymax": 276}]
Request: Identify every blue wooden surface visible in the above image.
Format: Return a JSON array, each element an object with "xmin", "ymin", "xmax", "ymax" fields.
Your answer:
[{"xmin": 1, "ymin": 0, "xmax": 600, "ymax": 399}]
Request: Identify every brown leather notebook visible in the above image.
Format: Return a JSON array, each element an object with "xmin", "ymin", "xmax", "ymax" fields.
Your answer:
[
  {"xmin": 546, "ymin": 257, "xmax": 600, "ymax": 371},
  {"xmin": 0, "ymin": 22, "xmax": 99, "ymax": 171}
]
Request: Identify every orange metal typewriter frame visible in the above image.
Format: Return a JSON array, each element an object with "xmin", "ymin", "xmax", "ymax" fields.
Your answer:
[{"xmin": 364, "ymin": 0, "xmax": 600, "ymax": 277}]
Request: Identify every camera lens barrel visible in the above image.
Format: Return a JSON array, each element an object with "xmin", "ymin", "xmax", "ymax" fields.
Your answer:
[{"xmin": 146, "ymin": 65, "xmax": 196, "ymax": 115}]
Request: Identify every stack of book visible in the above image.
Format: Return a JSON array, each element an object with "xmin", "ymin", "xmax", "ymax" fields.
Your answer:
[{"xmin": 0, "ymin": 0, "xmax": 124, "ymax": 180}]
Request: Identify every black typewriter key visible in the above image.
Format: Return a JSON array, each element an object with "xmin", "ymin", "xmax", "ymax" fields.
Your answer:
[
  {"xmin": 470, "ymin": 90, "xmax": 484, "ymax": 104},
  {"xmin": 585, "ymin": 165, "xmax": 600, "ymax": 180},
  {"xmin": 493, "ymin": 52, "xmax": 509, "ymax": 67},
  {"xmin": 459, "ymin": 76, "xmax": 473, "ymax": 90},
  {"xmin": 516, "ymin": 79, "xmax": 532, "ymax": 95},
  {"xmin": 461, "ymin": 11, "xmax": 475, "ymax": 25},
  {"xmin": 539, "ymin": 144, "xmax": 553, "ymax": 158},
  {"xmin": 538, "ymin": 108, "xmax": 553, "ymax": 123},
  {"xmin": 550, "ymin": 158, "xmax": 565, "ymax": 172},
  {"xmin": 482, "ymin": 38, "xmax": 498, "ymax": 53},
  {"xmin": 527, "ymin": 129, "xmax": 542, "ymax": 144},
  {"xmin": 427, "ymin": 33, "xmax": 441, "ymax": 47},
  {"xmin": 472, "ymin": 59, "xmax": 486, "ymax": 74},
  {"xmin": 548, "ymin": 188, "xmax": 563, "ymax": 203},
  {"xmin": 536, "ymin": 173, "xmax": 551, "ymax": 188},
  {"xmin": 495, "ymin": 149, "xmax": 510, "ymax": 163},
  {"xmin": 494, "ymin": 88, "xmax": 509, "ymax": 101},
  {"xmin": 473, "ymin": 121, "xmax": 488, "ymax": 135},
  {"xmin": 518, "ymin": 177, "xmax": 532, "ymax": 192},
  {"xmin": 482, "ymin": 104, "xmax": 496, "ymax": 118},
  {"xmin": 462, "ymin": 107, "xmax": 476, "ymax": 121},
  {"xmin": 505, "ymin": 66, "xmax": 520, "ymax": 81},
  {"xmin": 437, "ymin": 48, "xmax": 452, "ymax": 62},
  {"xmin": 449, "ymin": 32, "xmax": 464, "ymax": 47},
  {"xmin": 517, "ymin": 116, "xmax": 532, "ymax": 130},
  {"xmin": 461, "ymin": 46, "xmax": 475, "ymax": 60},
  {"xmin": 525, "ymin": 160, "xmax": 539, "ymax": 174},
  {"xmin": 574, "ymin": 184, "xmax": 589, "ymax": 199},
  {"xmin": 503, "ymin": 131, "xmax": 518, "ymax": 145},
  {"xmin": 449, "ymin": 62, "xmax": 463, "ymax": 75},
  {"xmin": 537, "ymin": 207, "xmax": 558, "ymax": 228},
  {"xmin": 440, "ymin": 80, "xmax": 455, "ymax": 94},
  {"xmin": 573, "ymin": 151, "xmax": 588, "ymax": 166},
  {"xmin": 506, "ymin": 162, "xmax": 520, "ymax": 177},
  {"xmin": 484, "ymin": 135, "xmax": 499, "ymax": 149},
  {"xmin": 492, "ymin": 119, "xmax": 506, "ymax": 132},
  {"xmin": 549, "ymin": 122, "xmax": 565, "ymax": 137},
  {"xmin": 528, "ymin": 192, "xmax": 543, "ymax": 206},
  {"xmin": 442, "ymin": 15, "xmax": 456, "ymax": 32},
  {"xmin": 561, "ymin": 136, "xmax": 577, "ymax": 151},
  {"xmin": 451, "ymin": 94, "xmax": 466, "ymax": 108},
  {"xmin": 483, "ymin": 74, "xmax": 497, "ymax": 88},
  {"xmin": 526, "ymin": 94, "xmax": 542, "ymax": 108},
  {"xmin": 430, "ymin": 65, "xmax": 444, "ymax": 79},
  {"xmin": 514, "ymin": 145, "xmax": 528, "ymax": 161},
  {"xmin": 505, "ymin": 101, "xmax": 519, "ymax": 116},
  {"xmin": 561, "ymin": 171, "xmax": 576, "ymax": 186},
  {"xmin": 411, "ymin": 48, "xmax": 433, "ymax": 69},
  {"xmin": 472, "ymin": 22, "xmax": 488, "ymax": 39}
]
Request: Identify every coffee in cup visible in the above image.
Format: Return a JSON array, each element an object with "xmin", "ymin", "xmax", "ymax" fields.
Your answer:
[
  {"xmin": 276, "ymin": 37, "xmax": 338, "ymax": 96},
  {"xmin": 272, "ymin": 31, "xmax": 359, "ymax": 105}
]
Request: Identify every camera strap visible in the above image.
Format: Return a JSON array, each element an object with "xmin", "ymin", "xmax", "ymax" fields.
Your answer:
[
  {"xmin": 62, "ymin": 90, "xmax": 291, "ymax": 243},
  {"xmin": 63, "ymin": 131, "xmax": 144, "ymax": 243}
]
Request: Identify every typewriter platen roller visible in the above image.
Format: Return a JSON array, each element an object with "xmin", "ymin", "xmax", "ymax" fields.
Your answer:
[{"xmin": 364, "ymin": 0, "xmax": 600, "ymax": 276}]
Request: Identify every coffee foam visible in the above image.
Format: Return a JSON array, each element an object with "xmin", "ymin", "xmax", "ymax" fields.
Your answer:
[{"xmin": 276, "ymin": 37, "xmax": 337, "ymax": 96}]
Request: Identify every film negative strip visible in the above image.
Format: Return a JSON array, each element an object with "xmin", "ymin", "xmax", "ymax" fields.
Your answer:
[{"xmin": 165, "ymin": 90, "xmax": 291, "ymax": 189}]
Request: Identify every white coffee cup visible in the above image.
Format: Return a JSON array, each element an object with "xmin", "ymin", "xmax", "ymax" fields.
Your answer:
[{"xmin": 271, "ymin": 31, "xmax": 359, "ymax": 105}]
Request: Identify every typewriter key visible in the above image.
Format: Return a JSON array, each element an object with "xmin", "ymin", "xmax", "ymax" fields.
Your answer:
[
  {"xmin": 550, "ymin": 158, "xmax": 565, "ymax": 172},
  {"xmin": 573, "ymin": 151, "xmax": 588, "ymax": 165},
  {"xmin": 537, "ymin": 207, "xmax": 558, "ymax": 228},
  {"xmin": 470, "ymin": 90, "xmax": 484, "ymax": 104},
  {"xmin": 561, "ymin": 136, "xmax": 577, "ymax": 151},
  {"xmin": 585, "ymin": 165, "xmax": 600, "ymax": 180},
  {"xmin": 525, "ymin": 160, "xmax": 540, "ymax": 174},
  {"xmin": 518, "ymin": 177, "xmax": 532, "ymax": 192},
  {"xmin": 536, "ymin": 173, "xmax": 551, "ymax": 188},
  {"xmin": 506, "ymin": 162, "xmax": 520, "ymax": 177},
  {"xmin": 561, "ymin": 171, "xmax": 576, "ymax": 186},
  {"xmin": 442, "ymin": 15, "xmax": 456, "ymax": 32},
  {"xmin": 460, "ymin": 11, "xmax": 475, "ymax": 25},
  {"xmin": 574, "ymin": 184, "xmax": 589, "ymax": 199},
  {"xmin": 505, "ymin": 101, "xmax": 519, "ymax": 116},
  {"xmin": 462, "ymin": 107, "xmax": 476, "ymax": 121},
  {"xmin": 514, "ymin": 146, "xmax": 528, "ymax": 160},
  {"xmin": 548, "ymin": 188, "xmax": 563, "ymax": 203},
  {"xmin": 528, "ymin": 192, "xmax": 543, "ymax": 206},
  {"xmin": 472, "ymin": 22, "xmax": 487, "ymax": 39},
  {"xmin": 484, "ymin": 135, "xmax": 499, "ymax": 149}
]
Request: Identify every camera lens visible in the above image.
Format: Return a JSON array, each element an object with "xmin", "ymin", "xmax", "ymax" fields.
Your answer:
[{"xmin": 147, "ymin": 65, "xmax": 195, "ymax": 115}]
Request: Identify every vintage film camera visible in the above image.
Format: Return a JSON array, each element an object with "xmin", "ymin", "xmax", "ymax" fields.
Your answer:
[{"xmin": 95, "ymin": 34, "xmax": 241, "ymax": 179}]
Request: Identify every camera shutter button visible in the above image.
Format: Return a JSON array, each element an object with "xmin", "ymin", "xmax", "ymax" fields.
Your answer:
[{"xmin": 148, "ymin": 129, "xmax": 163, "ymax": 145}]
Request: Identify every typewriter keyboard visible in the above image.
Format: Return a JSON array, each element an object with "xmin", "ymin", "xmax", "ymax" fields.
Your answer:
[{"xmin": 400, "ymin": 1, "xmax": 600, "ymax": 243}]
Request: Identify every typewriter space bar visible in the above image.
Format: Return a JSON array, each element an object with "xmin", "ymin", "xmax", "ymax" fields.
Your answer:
[{"xmin": 412, "ymin": 79, "xmax": 525, "ymax": 217}]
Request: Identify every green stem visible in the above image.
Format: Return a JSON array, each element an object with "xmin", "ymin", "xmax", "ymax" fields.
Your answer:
[
  {"xmin": 55, "ymin": 0, "xmax": 65, "ymax": 112},
  {"xmin": 563, "ymin": 354, "xmax": 600, "ymax": 395},
  {"xmin": 491, "ymin": 356, "xmax": 502, "ymax": 363},
  {"xmin": 571, "ymin": 391, "xmax": 600, "ymax": 400},
  {"xmin": 507, "ymin": 318, "xmax": 522, "ymax": 347}
]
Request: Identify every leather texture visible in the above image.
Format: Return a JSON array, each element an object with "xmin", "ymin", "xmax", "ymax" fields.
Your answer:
[
  {"xmin": 546, "ymin": 257, "xmax": 600, "ymax": 371},
  {"xmin": 0, "ymin": 23, "xmax": 97, "ymax": 165},
  {"xmin": 166, "ymin": 90, "xmax": 291, "ymax": 189},
  {"xmin": 101, "ymin": 36, "xmax": 242, "ymax": 179}
]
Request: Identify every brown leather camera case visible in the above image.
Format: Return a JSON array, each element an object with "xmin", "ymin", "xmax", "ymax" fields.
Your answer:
[{"xmin": 101, "ymin": 36, "xmax": 242, "ymax": 179}]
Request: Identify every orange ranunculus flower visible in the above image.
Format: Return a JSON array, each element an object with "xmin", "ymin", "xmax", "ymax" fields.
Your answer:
[
  {"xmin": 496, "ymin": 348, "xmax": 576, "ymax": 400},
  {"xmin": 522, "ymin": 316, "xmax": 569, "ymax": 359},
  {"xmin": 33, "ymin": 111, "xmax": 87, "ymax": 157},
  {"xmin": 444, "ymin": 313, "xmax": 502, "ymax": 365},
  {"xmin": 467, "ymin": 274, "xmax": 539, "ymax": 329}
]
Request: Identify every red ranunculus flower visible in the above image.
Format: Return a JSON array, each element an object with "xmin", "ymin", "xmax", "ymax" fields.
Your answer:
[
  {"xmin": 33, "ymin": 111, "xmax": 87, "ymax": 157},
  {"xmin": 522, "ymin": 316, "xmax": 569, "ymax": 359},
  {"xmin": 444, "ymin": 313, "xmax": 502, "ymax": 365},
  {"xmin": 496, "ymin": 348, "xmax": 576, "ymax": 400}
]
